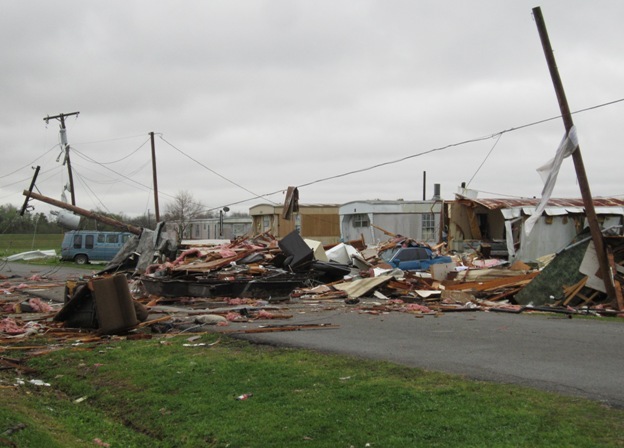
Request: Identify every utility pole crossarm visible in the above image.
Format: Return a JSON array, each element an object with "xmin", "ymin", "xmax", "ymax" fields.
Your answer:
[{"xmin": 43, "ymin": 111, "xmax": 80, "ymax": 124}]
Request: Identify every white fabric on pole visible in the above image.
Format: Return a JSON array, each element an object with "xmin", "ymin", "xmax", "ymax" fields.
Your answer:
[{"xmin": 524, "ymin": 126, "xmax": 578, "ymax": 236}]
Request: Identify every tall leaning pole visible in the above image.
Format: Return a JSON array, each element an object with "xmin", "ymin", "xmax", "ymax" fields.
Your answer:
[{"xmin": 532, "ymin": 6, "xmax": 616, "ymax": 301}]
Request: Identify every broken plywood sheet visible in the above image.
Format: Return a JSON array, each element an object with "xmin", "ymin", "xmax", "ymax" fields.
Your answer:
[
  {"xmin": 172, "ymin": 254, "xmax": 243, "ymax": 272},
  {"xmin": 333, "ymin": 276, "xmax": 393, "ymax": 298},
  {"xmin": 454, "ymin": 268, "xmax": 532, "ymax": 283},
  {"xmin": 412, "ymin": 290, "xmax": 442, "ymax": 299},
  {"xmin": 445, "ymin": 272, "xmax": 538, "ymax": 292}
]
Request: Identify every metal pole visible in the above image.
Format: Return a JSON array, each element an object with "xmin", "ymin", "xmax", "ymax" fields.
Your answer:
[
  {"xmin": 532, "ymin": 6, "xmax": 616, "ymax": 300},
  {"xmin": 149, "ymin": 132, "xmax": 160, "ymax": 222}
]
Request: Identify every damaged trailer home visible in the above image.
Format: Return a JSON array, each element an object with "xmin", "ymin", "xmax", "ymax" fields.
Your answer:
[
  {"xmin": 249, "ymin": 203, "xmax": 341, "ymax": 245},
  {"xmin": 448, "ymin": 188, "xmax": 624, "ymax": 263},
  {"xmin": 181, "ymin": 216, "xmax": 253, "ymax": 241},
  {"xmin": 340, "ymin": 198, "xmax": 445, "ymax": 247}
]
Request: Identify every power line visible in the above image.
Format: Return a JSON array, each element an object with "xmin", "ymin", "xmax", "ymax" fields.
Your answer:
[
  {"xmin": 72, "ymin": 168, "xmax": 111, "ymax": 213},
  {"xmin": 73, "ymin": 133, "xmax": 150, "ymax": 145},
  {"xmin": 466, "ymin": 133, "xmax": 503, "ymax": 187},
  {"xmin": 72, "ymin": 138, "xmax": 150, "ymax": 165},
  {"xmin": 0, "ymin": 144, "xmax": 59, "ymax": 179},
  {"xmin": 69, "ymin": 148, "xmax": 174, "ymax": 198},
  {"xmin": 208, "ymin": 96, "xmax": 624, "ymax": 210},
  {"xmin": 158, "ymin": 135, "xmax": 279, "ymax": 205}
]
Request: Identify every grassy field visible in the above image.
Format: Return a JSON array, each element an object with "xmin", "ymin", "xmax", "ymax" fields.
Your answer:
[
  {"xmin": 1, "ymin": 335, "xmax": 622, "ymax": 447},
  {"xmin": 0, "ymin": 233, "xmax": 63, "ymax": 257}
]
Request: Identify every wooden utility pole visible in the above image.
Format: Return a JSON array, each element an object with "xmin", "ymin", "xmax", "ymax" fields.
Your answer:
[
  {"xmin": 22, "ymin": 190, "xmax": 142, "ymax": 235},
  {"xmin": 532, "ymin": 7, "xmax": 616, "ymax": 300},
  {"xmin": 19, "ymin": 166, "xmax": 40, "ymax": 216},
  {"xmin": 149, "ymin": 132, "xmax": 160, "ymax": 222},
  {"xmin": 44, "ymin": 111, "xmax": 80, "ymax": 206}
]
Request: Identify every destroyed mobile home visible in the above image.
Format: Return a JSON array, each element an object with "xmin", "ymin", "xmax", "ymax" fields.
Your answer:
[{"xmin": 1, "ymin": 211, "xmax": 623, "ymax": 350}]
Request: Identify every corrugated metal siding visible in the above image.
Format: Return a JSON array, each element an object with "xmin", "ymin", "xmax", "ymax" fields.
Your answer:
[{"xmin": 459, "ymin": 196, "xmax": 624, "ymax": 210}]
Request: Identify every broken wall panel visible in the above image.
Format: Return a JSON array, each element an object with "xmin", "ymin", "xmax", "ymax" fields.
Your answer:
[{"xmin": 515, "ymin": 239, "xmax": 589, "ymax": 306}]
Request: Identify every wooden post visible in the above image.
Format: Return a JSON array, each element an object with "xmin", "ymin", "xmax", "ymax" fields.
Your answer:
[
  {"xmin": 22, "ymin": 190, "xmax": 142, "ymax": 235},
  {"xmin": 532, "ymin": 6, "xmax": 616, "ymax": 300},
  {"xmin": 20, "ymin": 166, "xmax": 40, "ymax": 216},
  {"xmin": 149, "ymin": 132, "xmax": 160, "ymax": 222}
]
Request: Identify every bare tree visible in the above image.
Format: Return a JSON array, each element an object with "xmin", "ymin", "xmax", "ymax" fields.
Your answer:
[{"xmin": 164, "ymin": 190, "xmax": 204, "ymax": 240}]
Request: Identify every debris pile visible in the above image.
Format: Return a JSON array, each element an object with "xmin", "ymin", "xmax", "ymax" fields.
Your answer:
[
  {"xmin": 2, "ymin": 229, "xmax": 623, "ymax": 358},
  {"xmin": 139, "ymin": 231, "xmax": 350, "ymax": 301}
]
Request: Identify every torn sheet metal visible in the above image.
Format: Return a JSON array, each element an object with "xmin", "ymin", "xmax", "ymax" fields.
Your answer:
[
  {"xmin": 525, "ymin": 126, "xmax": 578, "ymax": 236},
  {"xmin": 5, "ymin": 250, "xmax": 57, "ymax": 262}
]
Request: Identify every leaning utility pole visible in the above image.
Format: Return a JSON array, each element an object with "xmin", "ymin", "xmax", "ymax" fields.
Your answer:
[
  {"xmin": 44, "ymin": 111, "xmax": 80, "ymax": 206},
  {"xmin": 532, "ymin": 7, "xmax": 616, "ymax": 300},
  {"xmin": 149, "ymin": 131, "xmax": 160, "ymax": 222},
  {"xmin": 22, "ymin": 189, "xmax": 142, "ymax": 235}
]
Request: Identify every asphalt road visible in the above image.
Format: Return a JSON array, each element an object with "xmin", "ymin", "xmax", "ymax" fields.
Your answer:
[
  {"xmin": 4, "ymin": 261, "xmax": 623, "ymax": 408},
  {"xmin": 220, "ymin": 304, "xmax": 624, "ymax": 408}
]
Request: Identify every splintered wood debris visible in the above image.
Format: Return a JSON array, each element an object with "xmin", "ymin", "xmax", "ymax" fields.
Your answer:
[{"xmin": 2, "ymin": 233, "xmax": 624, "ymax": 359}]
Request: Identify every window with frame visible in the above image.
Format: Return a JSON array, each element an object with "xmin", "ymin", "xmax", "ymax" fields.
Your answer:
[
  {"xmin": 422, "ymin": 213, "xmax": 436, "ymax": 241},
  {"xmin": 85, "ymin": 235, "xmax": 94, "ymax": 249},
  {"xmin": 353, "ymin": 214, "xmax": 369, "ymax": 228}
]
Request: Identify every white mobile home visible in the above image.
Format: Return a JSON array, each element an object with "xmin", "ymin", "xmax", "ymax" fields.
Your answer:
[{"xmin": 340, "ymin": 199, "xmax": 445, "ymax": 246}]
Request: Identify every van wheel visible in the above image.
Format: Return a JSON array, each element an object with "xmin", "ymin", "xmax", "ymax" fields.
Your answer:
[{"xmin": 74, "ymin": 254, "xmax": 89, "ymax": 265}]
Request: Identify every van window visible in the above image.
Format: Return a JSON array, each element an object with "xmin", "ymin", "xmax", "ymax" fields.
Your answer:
[
  {"xmin": 85, "ymin": 234, "xmax": 94, "ymax": 249},
  {"xmin": 73, "ymin": 235, "xmax": 82, "ymax": 249},
  {"xmin": 106, "ymin": 234, "xmax": 118, "ymax": 244},
  {"xmin": 97, "ymin": 234, "xmax": 106, "ymax": 243}
]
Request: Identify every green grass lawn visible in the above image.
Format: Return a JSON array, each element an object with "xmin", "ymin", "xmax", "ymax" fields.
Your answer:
[
  {"xmin": 0, "ymin": 233, "xmax": 63, "ymax": 256},
  {"xmin": 1, "ymin": 335, "xmax": 622, "ymax": 447},
  {"xmin": 0, "ymin": 233, "xmax": 97, "ymax": 268}
]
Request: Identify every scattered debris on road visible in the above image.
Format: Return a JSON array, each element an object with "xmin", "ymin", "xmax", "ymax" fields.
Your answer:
[{"xmin": 1, "ymin": 229, "xmax": 623, "ymax": 366}]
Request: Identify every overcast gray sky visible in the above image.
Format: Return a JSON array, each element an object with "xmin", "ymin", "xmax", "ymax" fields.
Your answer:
[{"xmin": 2, "ymin": 1, "xmax": 623, "ymax": 219}]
